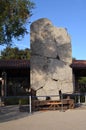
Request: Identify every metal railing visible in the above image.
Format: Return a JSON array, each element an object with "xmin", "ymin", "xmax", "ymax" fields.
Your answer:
[
  {"xmin": 1, "ymin": 93, "xmax": 86, "ymax": 114},
  {"xmin": 0, "ymin": 95, "xmax": 32, "ymax": 114},
  {"xmin": 63, "ymin": 93, "xmax": 86, "ymax": 103}
]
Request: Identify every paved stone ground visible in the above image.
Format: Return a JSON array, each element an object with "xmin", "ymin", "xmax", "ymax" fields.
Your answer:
[
  {"xmin": 1, "ymin": 106, "xmax": 86, "ymax": 130},
  {"xmin": 0, "ymin": 105, "xmax": 29, "ymax": 123}
]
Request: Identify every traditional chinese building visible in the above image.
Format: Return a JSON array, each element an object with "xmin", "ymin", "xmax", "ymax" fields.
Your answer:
[
  {"xmin": 0, "ymin": 59, "xmax": 86, "ymax": 98},
  {"xmin": 72, "ymin": 60, "xmax": 86, "ymax": 93},
  {"xmin": 0, "ymin": 59, "xmax": 30, "ymax": 97}
]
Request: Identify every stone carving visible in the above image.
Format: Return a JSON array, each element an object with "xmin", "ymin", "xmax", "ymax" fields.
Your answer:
[{"xmin": 30, "ymin": 18, "xmax": 73, "ymax": 100}]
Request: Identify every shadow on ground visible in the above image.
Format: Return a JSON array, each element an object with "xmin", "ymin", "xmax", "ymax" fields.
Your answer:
[{"xmin": 0, "ymin": 105, "xmax": 29, "ymax": 123}]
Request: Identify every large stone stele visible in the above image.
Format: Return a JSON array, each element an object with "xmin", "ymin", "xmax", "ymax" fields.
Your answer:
[{"xmin": 30, "ymin": 18, "xmax": 73, "ymax": 100}]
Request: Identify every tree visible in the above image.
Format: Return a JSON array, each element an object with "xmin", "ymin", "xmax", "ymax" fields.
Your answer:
[
  {"xmin": 78, "ymin": 77, "xmax": 86, "ymax": 84},
  {"xmin": 72, "ymin": 57, "xmax": 76, "ymax": 61},
  {"xmin": 0, "ymin": 0, "xmax": 34, "ymax": 46},
  {"xmin": 78, "ymin": 77, "xmax": 86, "ymax": 93},
  {"xmin": 1, "ymin": 47, "xmax": 31, "ymax": 59}
]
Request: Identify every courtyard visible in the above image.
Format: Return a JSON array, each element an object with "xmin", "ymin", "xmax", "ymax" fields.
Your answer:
[{"xmin": 0, "ymin": 106, "xmax": 86, "ymax": 130}]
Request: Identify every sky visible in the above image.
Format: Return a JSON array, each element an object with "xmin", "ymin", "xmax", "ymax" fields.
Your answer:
[{"xmin": 0, "ymin": 0, "xmax": 86, "ymax": 59}]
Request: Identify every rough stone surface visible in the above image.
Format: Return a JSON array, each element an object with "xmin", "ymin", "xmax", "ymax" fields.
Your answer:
[{"xmin": 30, "ymin": 18, "xmax": 73, "ymax": 100}]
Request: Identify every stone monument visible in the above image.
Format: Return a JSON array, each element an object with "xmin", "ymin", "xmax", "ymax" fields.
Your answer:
[{"xmin": 30, "ymin": 18, "xmax": 73, "ymax": 100}]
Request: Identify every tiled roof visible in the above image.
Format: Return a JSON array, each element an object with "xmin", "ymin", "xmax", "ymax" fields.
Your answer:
[
  {"xmin": 1, "ymin": 59, "xmax": 86, "ymax": 69},
  {"xmin": 0, "ymin": 59, "xmax": 30, "ymax": 68},
  {"xmin": 71, "ymin": 60, "xmax": 86, "ymax": 68}
]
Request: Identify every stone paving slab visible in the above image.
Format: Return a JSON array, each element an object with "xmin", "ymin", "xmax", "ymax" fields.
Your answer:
[
  {"xmin": 0, "ymin": 105, "xmax": 29, "ymax": 123},
  {"xmin": 1, "ymin": 109, "xmax": 86, "ymax": 130}
]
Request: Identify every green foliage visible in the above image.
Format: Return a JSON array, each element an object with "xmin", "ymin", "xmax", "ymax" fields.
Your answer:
[
  {"xmin": 0, "ymin": 0, "xmax": 34, "ymax": 46},
  {"xmin": 78, "ymin": 77, "xmax": 86, "ymax": 93},
  {"xmin": 78, "ymin": 77, "xmax": 86, "ymax": 84},
  {"xmin": 72, "ymin": 57, "xmax": 76, "ymax": 60},
  {"xmin": 5, "ymin": 97, "xmax": 28, "ymax": 105},
  {"xmin": 4, "ymin": 97, "xmax": 20, "ymax": 105},
  {"xmin": 1, "ymin": 47, "xmax": 30, "ymax": 59},
  {"xmin": 19, "ymin": 98, "xmax": 28, "ymax": 105}
]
